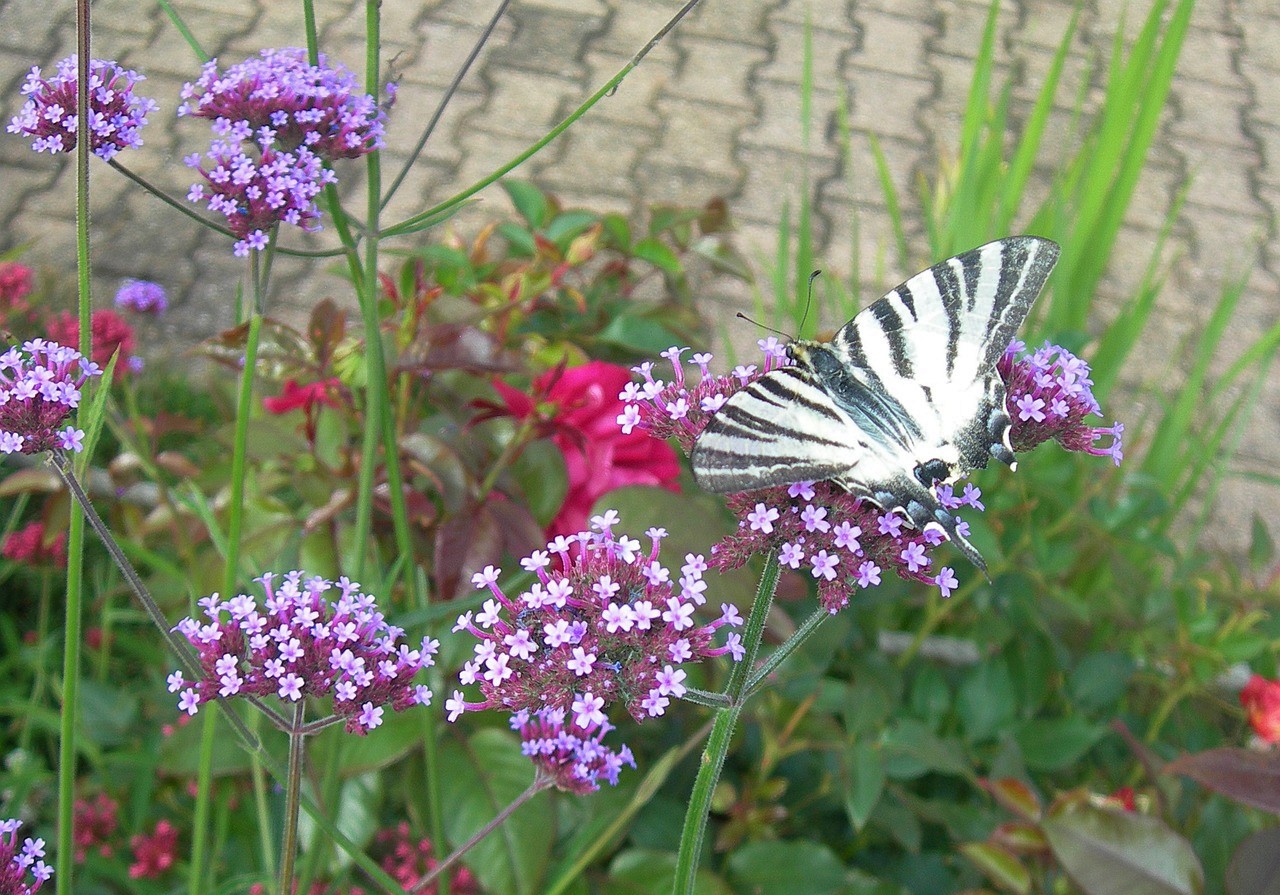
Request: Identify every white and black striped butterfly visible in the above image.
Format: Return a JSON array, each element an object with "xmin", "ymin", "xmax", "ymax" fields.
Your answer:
[{"xmin": 690, "ymin": 236, "xmax": 1060, "ymax": 572}]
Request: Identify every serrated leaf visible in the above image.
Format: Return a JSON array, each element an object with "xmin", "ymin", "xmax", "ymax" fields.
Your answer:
[
  {"xmin": 959, "ymin": 842, "xmax": 1031, "ymax": 895},
  {"xmin": 1226, "ymin": 827, "xmax": 1280, "ymax": 895},
  {"xmin": 1166, "ymin": 747, "xmax": 1280, "ymax": 815},
  {"xmin": 1042, "ymin": 802, "xmax": 1203, "ymax": 895},
  {"xmin": 438, "ymin": 728, "xmax": 554, "ymax": 895},
  {"xmin": 845, "ymin": 739, "xmax": 887, "ymax": 831}
]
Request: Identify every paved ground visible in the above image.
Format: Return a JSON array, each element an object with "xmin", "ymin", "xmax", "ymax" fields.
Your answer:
[{"xmin": 0, "ymin": 0, "xmax": 1276, "ymax": 553}]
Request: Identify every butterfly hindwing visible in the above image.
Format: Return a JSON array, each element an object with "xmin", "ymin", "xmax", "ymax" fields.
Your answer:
[{"xmin": 689, "ymin": 236, "xmax": 1060, "ymax": 571}]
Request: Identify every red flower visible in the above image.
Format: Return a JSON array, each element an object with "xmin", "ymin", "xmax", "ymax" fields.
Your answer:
[
  {"xmin": 129, "ymin": 819, "xmax": 178, "ymax": 879},
  {"xmin": 73, "ymin": 792, "xmax": 119, "ymax": 861},
  {"xmin": 1241, "ymin": 674, "xmax": 1280, "ymax": 743},
  {"xmin": 263, "ymin": 378, "xmax": 341, "ymax": 414},
  {"xmin": 0, "ymin": 261, "xmax": 35, "ymax": 312},
  {"xmin": 493, "ymin": 361, "xmax": 680, "ymax": 536},
  {"xmin": 2, "ymin": 520, "xmax": 68, "ymax": 567},
  {"xmin": 46, "ymin": 309, "xmax": 138, "ymax": 378}
]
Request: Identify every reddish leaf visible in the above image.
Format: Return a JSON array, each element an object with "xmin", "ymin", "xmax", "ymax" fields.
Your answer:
[
  {"xmin": 991, "ymin": 821, "xmax": 1050, "ymax": 855},
  {"xmin": 1042, "ymin": 802, "xmax": 1203, "ymax": 895},
  {"xmin": 1166, "ymin": 747, "xmax": 1280, "ymax": 815},
  {"xmin": 398, "ymin": 323, "xmax": 516, "ymax": 376},
  {"xmin": 433, "ymin": 505, "xmax": 501, "ymax": 601},
  {"xmin": 981, "ymin": 778, "xmax": 1043, "ymax": 822},
  {"xmin": 1226, "ymin": 827, "xmax": 1280, "ymax": 895},
  {"xmin": 307, "ymin": 298, "xmax": 346, "ymax": 367},
  {"xmin": 959, "ymin": 842, "xmax": 1031, "ymax": 895},
  {"xmin": 0, "ymin": 467, "xmax": 61, "ymax": 497}
]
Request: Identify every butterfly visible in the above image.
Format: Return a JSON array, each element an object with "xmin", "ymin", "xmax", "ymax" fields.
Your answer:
[{"xmin": 690, "ymin": 236, "xmax": 1060, "ymax": 572}]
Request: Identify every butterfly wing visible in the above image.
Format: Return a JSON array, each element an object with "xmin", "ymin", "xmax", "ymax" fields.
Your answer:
[{"xmin": 690, "ymin": 236, "xmax": 1059, "ymax": 571}]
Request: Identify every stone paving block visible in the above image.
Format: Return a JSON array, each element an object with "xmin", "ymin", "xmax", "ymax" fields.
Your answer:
[
  {"xmin": 581, "ymin": 50, "xmax": 670, "ymax": 124},
  {"xmin": 412, "ymin": 17, "xmax": 512, "ymax": 88},
  {"xmin": 756, "ymin": 18, "xmax": 858, "ymax": 88},
  {"xmin": 846, "ymin": 69, "xmax": 935, "ymax": 143},
  {"xmin": 1016, "ymin": 1, "xmax": 1080, "ymax": 51},
  {"xmin": 494, "ymin": 7, "xmax": 605, "ymax": 80},
  {"xmin": 739, "ymin": 78, "xmax": 839, "ymax": 158},
  {"xmin": 588, "ymin": 0, "xmax": 681, "ymax": 60},
  {"xmin": 1168, "ymin": 80, "xmax": 1253, "ymax": 152},
  {"xmin": 671, "ymin": 37, "xmax": 767, "ymax": 110},
  {"xmin": 648, "ymin": 95, "xmax": 753, "ymax": 178},
  {"xmin": 1178, "ymin": 148, "xmax": 1264, "ymax": 216},
  {"xmin": 682, "ymin": 0, "xmax": 775, "ymax": 48},
  {"xmin": 0, "ymin": 5, "xmax": 72, "ymax": 55},
  {"xmin": 538, "ymin": 117, "xmax": 651, "ymax": 198},
  {"xmin": 846, "ymin": 8, "xmax": 933, "ymax": 80},
  {"xmin": 466, "ymin": 67, "xmax": 583, "ymax": 138}
]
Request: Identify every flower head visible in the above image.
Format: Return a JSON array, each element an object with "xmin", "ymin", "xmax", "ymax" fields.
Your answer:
[
  {"xmin": 1241, "ymin": 674, "xmax": 1280, "ymax": 744},
  {"xmin": 0, "ymin": 263, "xmax": 35, "ymax": 316},
  {"xmin": 2, "ymin": 520, "xmax": 68, "ymax": 567},
  {"xmin": 179, "ymin": 48, "xmax": 386, "ymax": 256},
  {"xmin": 172, "ymin": 571, "xmax": 437, "ymax": 734},
  {"xmin": 449, "ymin": 513, "xmax": 743, "ymax": 724},
  {"xmin": 486, "ymin": 361, "xmax": 681, "ymax": 537},
  {"xmin": 0, "ymin": 817, "xmax": 53, "ymax": 894},
  {"xmin": 114, "ymin": 279, "xmax": 168, "ymax": 315},
  {"xmin": 618, "ymin": 339, "xmax": 1122, "ymax": 609},
  {"xmin": 8, "ymin": 56, "xmax": 156, "ymax": 159},
  {"xmin": 46, "ymin": 309, "xmax": 138, "ymax": 379},
  {"xmin": 128, "ymin": 820, "xmax": 178, "ymax": 879},
  {"xmin": 0, "ymin": 339, "xmax": 101, "ymax": 455},
  {"xmin": 72, "ymin": 792, "xmax": 120, "ymax": 861},
  {"xmin": 511, "ymin": 706, "xmax": 636, "ymax": 793},
  {"xmin": 372, "ymin": 823, "xmax": 478, "ymax": 893}
]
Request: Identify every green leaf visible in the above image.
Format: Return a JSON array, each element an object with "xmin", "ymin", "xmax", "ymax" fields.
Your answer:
[
  {"xmin": 594, "ymin": 313, "xmax": 685, "ymax": 356},
  {"xmin": 959, "ymin": 842, "xmax": 1031, "ymax": 895},
  {"xmin": 545, "ymin": 210, "xmax": 599, "ymax": 245},
  {"xmin": 77, "ymin": 680, "xmax": 138, "ymax": 749},
  {"xmin": 631, "ymin": 238, "xmax": 682, "ymax": 276},
  {"xmin": 1013, "ymin": 716, "xmax": 1105, "ymax": 771},
  {"xmin": 957, "ymin": 657, "xmax": 1017, "ymax": 742},
  {"xmin": 727, "ymin": 841, "xmax": 848, "ymax": 895},
  {"xmin": 1226, "ymin": 827, "xmax": 1280, "ymax": 895},
  {"xmin": 1069, "ymin": 652, "xmax": 1135, "ymax": 712},
  {"xmin": 503, "ymin": 179, "xmax": 549, "ymax": 227},
  {"xmin": 299, "ymin": 772, "xmax": 381, "ymax": 874},
  {"xmin": 438, "ymin": 728, "xmax": 555, "ymax": 895},
  {"xmin": 1042, "ymin": 802, "xmax": 1204, "ymax": 895},
  {"xmin": 883, "ymin": 720, "xmax": 972, "ymax": 781},
  {"xmin": 607, "ymin": 849, "xmax": 729, "ymax": 895},
  {"xmin": 508, "ymin": 439, "xmax": 568, "ymax": 527},
  {"xmin": 844, "ymin": 739, "xmax": 886, "ymax": 831},
  {"xmin": 1249, "ymin": 514, "xmax": 1276, "ymax": 574}
]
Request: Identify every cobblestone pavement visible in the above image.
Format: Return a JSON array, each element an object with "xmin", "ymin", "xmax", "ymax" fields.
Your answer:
[{"xmin": 0, "ymin": 0, "xmax": 1276, "ymax": 550}]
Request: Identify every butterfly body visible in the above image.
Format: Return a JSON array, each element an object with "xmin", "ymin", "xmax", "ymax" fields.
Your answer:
[{"xmin": 691, "ymin": 236, "xmax": 1061, "ymax": 571}]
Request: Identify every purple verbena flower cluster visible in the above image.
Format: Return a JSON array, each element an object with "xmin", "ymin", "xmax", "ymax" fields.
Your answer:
[
  {"xmin": 114, "ymin": 279, "xmax": 168, "ymax": 315},
  {"xmin": 0, "ymin": 818, "xmax": 52, "ymax": 895},
  {"xmin": 0, "ymin": 339, "xmax": 101, "ymax": 455},
  {"xmin": 445, "ymin": 511, "xmax": 745, "ymax": 727},
  {"xmin": 999, "ymin": 340, "xmax": 1123, "ymax": 465},
  {"xmin": 7, "ymin": 56, "xmax": 156, "ymax": 160},
  {"xmin": 511, "ymin": 706, "xmax": 636, "ymax": 793},
  {"xmin": 170, "ymin": 571, "xmax": 436, "ymax": 735},
  {"xmin": 617, "ymin": 338, "xmax": 1122, "ymax": 610},
  {"xmin": 178, "ymin": 48, "xmax": 387, "ymax": 257}
]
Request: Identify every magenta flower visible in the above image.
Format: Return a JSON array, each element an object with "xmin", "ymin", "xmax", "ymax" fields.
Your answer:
[
  {"xmin": 7, "ymin": 56, "xmax": 156, "ymax": 159},
  {"xmin": 446, "ymin": 511, "xmax": 744, "ymax": 726},
  {"xmin": 0, "ymin": 339, "xmax": 101, "ymax": 455},
  {"xmin": 178, "ymin": 48, "xmax": 387, "ymax": 256},
  {"xmin": 618, "ymin": 338, "xmax": 1122, "ymax": 609},
  {"xmin": 113, "ymin": 279, "xmax": 168, "ymax": 315},
  {"xmin": 511, "ymin": 706, "xmax": 636, "ymax": 793},
  {"xmin": 0, "ymin": 818, "xmax": 53, "ymax": 894},
  {"xmin": 171, "ymin": 571, "xmax": 436, "ymax": 734}
]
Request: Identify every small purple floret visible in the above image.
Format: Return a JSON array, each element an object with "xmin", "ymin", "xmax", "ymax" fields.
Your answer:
[{"xmin": 0, "ymin": 340, "xmax": 101, "ymax": 455}]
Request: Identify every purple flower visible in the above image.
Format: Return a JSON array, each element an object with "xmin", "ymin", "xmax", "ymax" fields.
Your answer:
[
  {"xmin": 617, "ymin": 339, "xmax": 1124, "ymax": 609},
  {"xmin": 510, "ymin": 707, "xmax": 636, "ymax": 793},
  {"xmin": 7, "ymin": 56, "xmax": 156, "ymax": 159},
  {"xmin": 114, "ymin": 279, "xmax": 168, "ymax": 315},
  {"xmin": 0, "ymin": 340, "xmax": 101, "ymax": 455},
  {"xmin": 448, "ymin": 513, "xmax": 743, "ymax": 724},
  {"xmin": 172, "ymin": 571, "xmax": 436, "ymax": 734},
  {"xmin": 0, "ymin": 818, "xmax": 53, "ymax": 894},
  {"xmin": 178, "ymin": 48, "xmax": 386, "ymax": 256}
]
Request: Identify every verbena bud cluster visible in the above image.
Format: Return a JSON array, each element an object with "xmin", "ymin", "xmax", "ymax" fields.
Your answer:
[{"xmin": 0, "ymin": 339, "xmax": 101, "ymax": 455}]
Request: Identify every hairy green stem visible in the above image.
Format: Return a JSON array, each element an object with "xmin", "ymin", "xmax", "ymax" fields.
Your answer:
[
  {"xmin": 409, "ymin": 777, "xmax": 550, "ymax": 895},
  {"xmin": 745, "ymin": 607, "xmax": 830, "ymax": 696},
  {"xmin": 278, "ymin": 703, "xmax": 307, "ymax": 895},
  {"xmin": 672, "ymin": 552, "xmax": 781, "ymax": 894},
  {"xmin": 57, "ymin": 12, "xmax": 92, "ymax": 892}
]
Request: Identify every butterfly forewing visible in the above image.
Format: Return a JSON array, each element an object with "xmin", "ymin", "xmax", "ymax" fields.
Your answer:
[{"xmin": 690, "ymin": 236, "xmax": 1059, "ymax": 568}]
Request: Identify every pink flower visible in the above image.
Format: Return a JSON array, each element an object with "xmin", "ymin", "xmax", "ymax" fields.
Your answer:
[
  {"xmin": 0, "ymin": 262, "xmax": 35, "ymax": 313},
  {"xmin": 492, "ymin": 361, "xmax": 680, "ymax": 536},
  {"xmin": 46, "ymin": 309, "xmax": 137, "ymax": 379},
  {"xmin": 128, "ymin": 820, "xmax": 178, "ymax": 879},
  {"xmin": 2, "ymin": 521, "xmax": 67, "ymax": 568},
  {"xmin": 1241, "ymin": 674, "xmax": 1280, "ymax": 743}
]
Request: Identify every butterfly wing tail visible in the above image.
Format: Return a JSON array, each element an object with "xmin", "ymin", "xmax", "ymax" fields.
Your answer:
[{"xmin": 881, "ymin": 481, "xmax": 989, "ymax": 576}]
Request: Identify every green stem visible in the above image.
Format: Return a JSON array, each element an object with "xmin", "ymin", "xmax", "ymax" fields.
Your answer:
[
  {"xmin": 278, "ymin": 702, "xmax": 307, "ymax": 895},
  {"xmin": 352, "ymin": 0, "xmax": 387, "ymax": 583},
  {"xmin": 745, "ymin": 607, "xmax": 830, "ymax": 696},
  {"xmin": 225, "ymin": 311, "xmax": 264, "ymax": 593},
  {"xmin": 382, "ymin": 0, "xmax": 707, "ymax": 238},
  {"xmin": 672, "ymin": 551, "xmax": 781, "ymax": 894},
  {"xmin": 58, "ymin": 13, "xmax": 92, "ymax": 893},
  {"xmin": 188, "ymin": 710, "xmax": 218, "ymax": 895},
  {"xmin": 248, "ymin": 712, "xmax": 277, "ymax": 881},
  {"xmin": 409, "ymin": 778, "xmax": 550, "ymax": 895}
]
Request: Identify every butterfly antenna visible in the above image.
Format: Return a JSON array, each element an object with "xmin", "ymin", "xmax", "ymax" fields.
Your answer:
[
  {"xmin": 735, "ymin": 312, "xmax": 792, "ymax": 341},
  {"xmin": 799, "ymin": 269, "xmax": 821, "ymax": 336}
]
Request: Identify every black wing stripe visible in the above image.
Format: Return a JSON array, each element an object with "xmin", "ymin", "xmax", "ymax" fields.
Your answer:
[
  {"xmin": 896, "ymin": 284, "xmax": 917, "ymax": 320},
  {"xmin": 870, "ymin": 300, "xmax": 912, "ymax": 378},
  {"xmin": 931, "ymin": 261, "xmax": 964, "ymax": 376}
]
